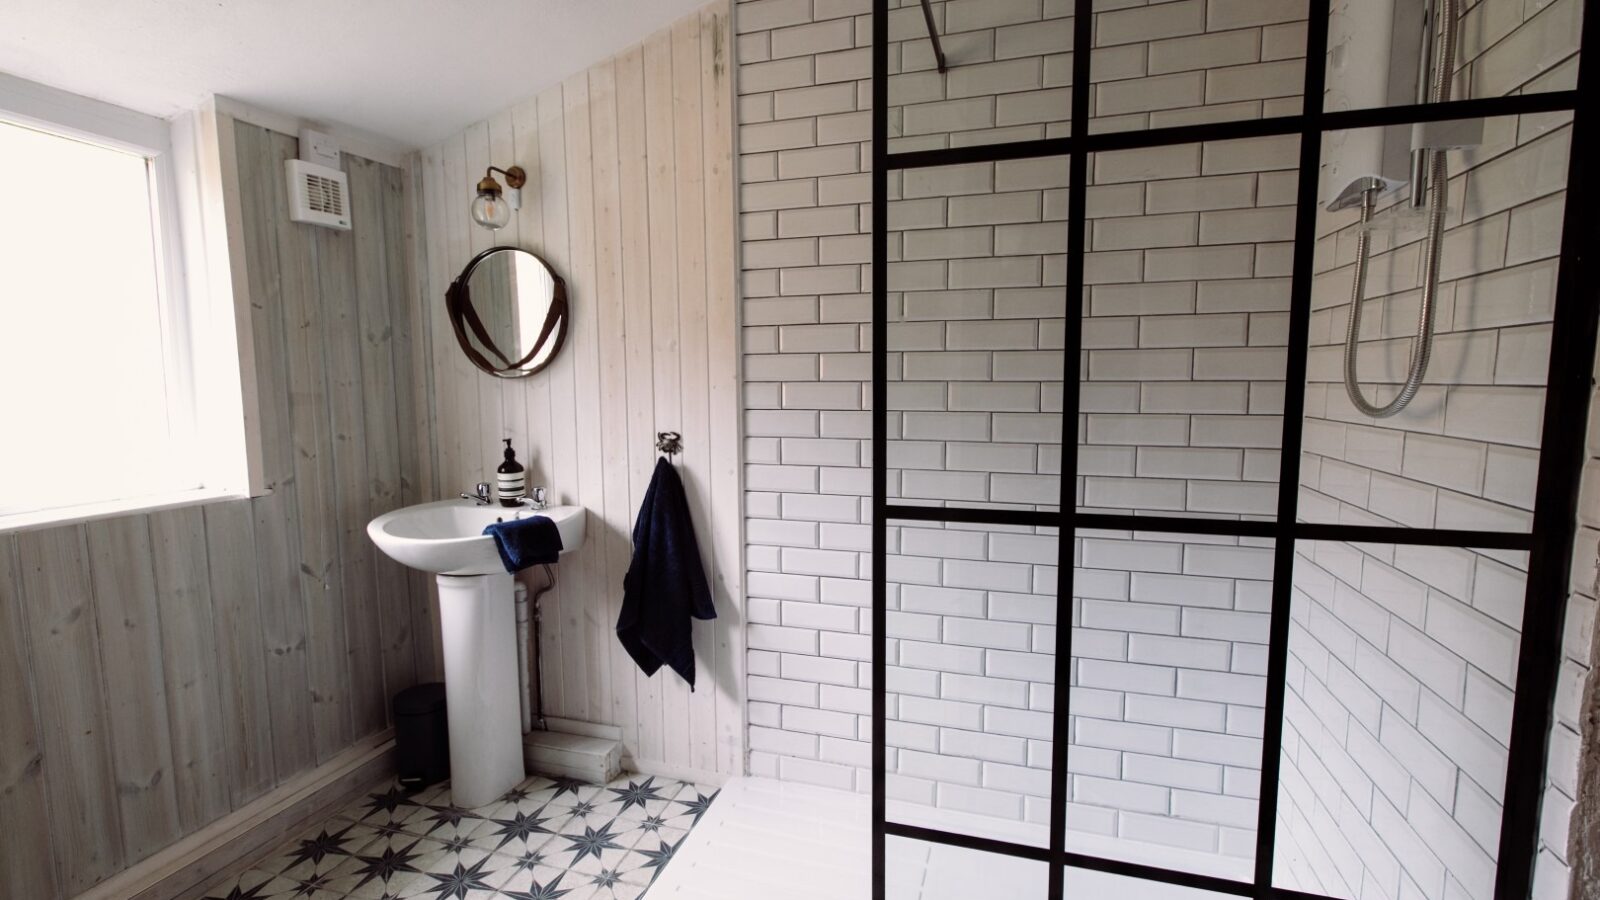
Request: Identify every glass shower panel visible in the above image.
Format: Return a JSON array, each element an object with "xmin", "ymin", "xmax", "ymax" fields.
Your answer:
[
  {"xmin": 1299, "ymin": 115, "xmax": 1565, "ymax": 532},
  {"xmin": 888, "ymin": 159, "xmax": 1068, "ymax": 514},
  {"xmin": 889, "ymin": 835, "xmax": 1049, "ymax": 899},
  {"xmin": 1273, "ymin": 540, "xmax": 1526, "ymax": 900},
  {"xmin": 1088, "ymin": 0, "xmax": 1307, "ymax": 135},
  {"xmin": 1078, "ymin": 137, "xmax": 1299, "ymax": 520},
  {"xmin": 885, "ymin": 519, "xmax": 1059, "ymax": 848},
  {"xmin": 888, "ymin": 0, "xmax": 1072, "ymax": 154},
  {"xmin": 1064, "ymin": 866, "xmax": 1241, "ymax": 898},
  {"xmin": 1066, "ymin": 529, "xmax": 1273, "ymax": 882},
  {"xmin": 1322, "ymin": 0, "xmax": 1581, "ymax": 115}
]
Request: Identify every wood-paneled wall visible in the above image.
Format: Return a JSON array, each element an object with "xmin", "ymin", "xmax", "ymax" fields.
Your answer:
[
  {"xmin": 417, "ymin": 1, "xmax": 744, "ymax": 779},
  {"xmin": 0, "ymin": 120, "xmax": 434, "ymax": 899}
]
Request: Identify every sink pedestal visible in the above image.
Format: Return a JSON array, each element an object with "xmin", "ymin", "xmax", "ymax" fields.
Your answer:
[
  {"xmin": 437, "ymin": 571, "xmax": 525, "ymax": 808},
  {"xmin": 366, "ymin": 500, "xmax": 587, "ymax": 809}
]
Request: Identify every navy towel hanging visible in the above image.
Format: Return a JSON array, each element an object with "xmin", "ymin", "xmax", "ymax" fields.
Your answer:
[{"xmin": 617, "ymin": 457, "xmax": 716, "ymax": 688}]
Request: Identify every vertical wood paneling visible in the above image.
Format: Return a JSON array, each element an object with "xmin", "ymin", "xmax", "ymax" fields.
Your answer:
[
  {"xmin": 440, "ymin": 135, "xmax": 477, "ymax": 501},
  {"xmin": 393, "ymin": 161, "xmax": 444, "ymax": 682},
  {"xmin": 615, "ymin": 41, "xmax": 667, "ymax": 764},
  {"xmin": 464, "ymin": 122, "xmax": 503, "ymax": 499},
  {"xmin": 353, "ymin": 155, "xmax": 420, "ymax": 708},
  {"xmin": 201, "ymin": 501, "xmax": 276, "ymax": 804},
  {"xmin": 643, "ymin": 27, "xmax": 691, "ymax": 768},
  {"xmin": 424, "ymin": 146, "xmax": 461, "ymax": 509},
  {"xmin": 701, "ymin": 1, "xmax": 746, "ymax": 777},
  {"xmin": 562, "ymin": 69, "xmax": 616, "ymax": 727},
  {"xmin": 322, "ymin": 158, "xmax": 385, "ymax": 740},
  {"xmin": 537, "ymin": 83, "xmax": 583, "ymax": 717},
  {"xmin": 18, "ymin": 525, "xmax": 124, "ymax": 892},
  {"xmin": 233, "ymin": 123, "xmax": 316, "ymax": 778},
  {"xmin": 1, "ymin": 119, "xmax": 425, "ymax": 899},
  {"xmin": 273, "ymin": 125, "xmax": 355, "ymax": 762},
  {"xmin": 489, "ymin": 108, "xmax": 528, "ymax": 481},
  {"xmin": 588, "ymin": 56, "xmax": 645, "ymax": 757},
  {"xmin": 147, "ymin": 506, "xmax": 231, "ymax": 831},
  {"xmin": 84, "ymin": 515, "xmax": 183, "ymax": 862},
  {"xmin": 510, "ymin": 96, "xmax": 551, "ymax": 495},
  {"xmin": 0, "ymin": 534, "xmax": 59, "ymax": 899},
  {"xmin": 417, "ymin": 1, "xmax": 740, "ymax": 777},
  {"xmin": 671, "ymin": 11, "xmax": 717, "ymax": 774}
]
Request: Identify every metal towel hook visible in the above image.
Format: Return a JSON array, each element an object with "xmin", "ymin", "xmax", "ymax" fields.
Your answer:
[{"xmin": 656, "ymin": 431, "xmax": 682, "ymax": 460}]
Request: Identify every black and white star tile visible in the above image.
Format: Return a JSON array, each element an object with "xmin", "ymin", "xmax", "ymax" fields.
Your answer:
[{"xmin": 200, "ymin": 774, "xmax": 717, "ymax": 900}]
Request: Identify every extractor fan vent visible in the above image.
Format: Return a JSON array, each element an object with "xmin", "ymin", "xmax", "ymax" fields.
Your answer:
[{"xmin": 286, "ymin": 159, "xmax": 352, "ymax": 231}]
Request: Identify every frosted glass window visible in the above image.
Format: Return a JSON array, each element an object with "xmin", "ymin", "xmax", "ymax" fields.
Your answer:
[{"xmin": 0, "ymin": 118, "xmax": 199, "ymax": 519}]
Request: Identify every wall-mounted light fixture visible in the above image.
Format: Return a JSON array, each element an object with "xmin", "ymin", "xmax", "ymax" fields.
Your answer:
[{"xmin": 471, "ymin": 165, "xmax": 526, "ymax": 231}]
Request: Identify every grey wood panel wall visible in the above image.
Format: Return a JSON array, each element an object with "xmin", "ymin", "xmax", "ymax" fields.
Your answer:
[
  {"xmin": 417, "ymin": 1, "xmax": 743, "ymax": 780},
  {"xmin": 0, "ymin": 120, "xmax": 435, "ymax": 899}
]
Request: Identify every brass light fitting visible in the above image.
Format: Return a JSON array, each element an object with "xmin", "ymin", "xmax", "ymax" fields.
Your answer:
[{"xmin": 471, "ymin": 165, "xmax": 527, "ymax": 230}]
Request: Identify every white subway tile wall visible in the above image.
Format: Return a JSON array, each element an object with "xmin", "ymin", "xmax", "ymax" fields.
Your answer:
[
  {"xmin": 1080, "ymin": 137, "xmax": 1297, "ymax": 519},
  {"xmin": 1298, "ymin": 113, "xmax": 1567, "ymax": 533},
  {"xmin": 1273, "ymin": 542, "xmax": 1527, "ymax": 900},
  {"xmin": 888, "ymin": 157, "xmax": 1068, "ymax": 512},
  {"xmin": 1091, "ymin": 0, "xmax": 1306, "ymax": 133},
  {"xmin": 1282, "ymin": 2, "xmax": 1586, "ymax": 898},
  {"xmin": 735, "ymin": 0, "xmax": 1589, "ymax": 896},
  {"xmin": 1066, "ymin": 530, "xmax": 1272, "ymax": 874},
  {"xmin": 885, "ymin": 522, "xmax": 1059, "ymax": 843},
  {"xmin": 886, "ymin": 0, "xmax": 1073, "ymax": 153}
]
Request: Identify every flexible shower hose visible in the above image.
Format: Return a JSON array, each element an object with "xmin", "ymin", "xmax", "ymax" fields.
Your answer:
[{"xmin": 1343, "ymin": 0, "xmax": 1456, "ymax": 418}]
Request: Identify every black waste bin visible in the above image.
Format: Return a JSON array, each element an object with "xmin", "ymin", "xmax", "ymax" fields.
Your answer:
[{"xmin": 394, "ymin": 682, "xmax": 449, "ymax": 790}]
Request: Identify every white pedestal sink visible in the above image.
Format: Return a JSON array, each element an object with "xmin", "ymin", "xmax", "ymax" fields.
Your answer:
[{"xmin": 367, "ymin": 499, "xmax": 585, "ymax": 808}]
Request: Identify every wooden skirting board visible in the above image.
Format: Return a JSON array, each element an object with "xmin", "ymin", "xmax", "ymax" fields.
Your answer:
[{"xmin": 73, "ymin": 732, "xmax": 396, "ymax": 900}]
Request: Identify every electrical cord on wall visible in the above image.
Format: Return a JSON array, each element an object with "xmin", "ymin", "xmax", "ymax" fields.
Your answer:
[{"xmin": 1344, "ymin": 0, "xmax": 1457, "ymax": 418}]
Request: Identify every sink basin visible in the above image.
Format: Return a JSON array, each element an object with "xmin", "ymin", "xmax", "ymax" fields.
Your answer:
[
  {"xmin": 365, "ymin": 498, "xmax": 588, "ymax": 807},
  {"xmin": 367, "ymin": 499, "xmax": 586, "ymax": 576}
]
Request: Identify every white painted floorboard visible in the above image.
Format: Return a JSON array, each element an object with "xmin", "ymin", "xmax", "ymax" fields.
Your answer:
[
  {"xmin": 647, "ymin": 776, "xmax": 871, "ymax": 899},
  {"xmin": 651, "ymin": 776, "xmax": 1247, "ymax": 898}
]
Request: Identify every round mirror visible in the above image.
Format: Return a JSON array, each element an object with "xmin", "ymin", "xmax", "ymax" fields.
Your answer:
[{"xmin": 445, "ymin": 246, "xmax": 568, "ymax": 378}]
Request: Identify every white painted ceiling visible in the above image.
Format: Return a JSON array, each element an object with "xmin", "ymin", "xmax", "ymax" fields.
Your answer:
[{"xmin": 0, "ymin": 0, "xmax": 715, "ymax": 148}]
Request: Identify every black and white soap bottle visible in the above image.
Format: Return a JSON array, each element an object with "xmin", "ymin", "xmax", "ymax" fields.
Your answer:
[{"xmin": 497, "ymin": 438, "xmax": 526, "ymax": 507}]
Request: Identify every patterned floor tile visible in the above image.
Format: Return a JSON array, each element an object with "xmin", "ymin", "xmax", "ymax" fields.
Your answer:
[
  {"xmin": 251, "ymin": 820, "xmax": 385, "ymax": 884},
  {"xmin": 490, "ymin": 862, "xmax": 597, "ymax": 898},
  {"xmin": 662, "ymin": 786, "xmax": 719, "ymax": 829},
  {"xmin": 469, "ymin": 808, "xmax": 564, "ymax": 857},
  {"xmin": 405, "ymin": 855, "xmax": 506, "ymax": 899},
  {"xmin": 395, "ymin": 801, "xmax": 491, "ymax": 840},
  {"xmin": 336, "ymin": 784, "xmax": 428, "ymax": 828},
  {"xmin": 616, "ymin": 834, "xmax": 684, "ymax": 887},
  {"xmin": 319, "ymin": 834, "xmax": 435, "ymax": 898},
  {"xmin": 409, "ymin": 832, "xmax": 500, "ymax": 876},
  {"xmin": 203, "ymin": 772, "xmax": 714, "ymax": 900}
]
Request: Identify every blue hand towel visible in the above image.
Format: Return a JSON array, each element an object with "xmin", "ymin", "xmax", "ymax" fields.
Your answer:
[
  {"xmin": 483, "ymin": 516, "xmax": 563, "ymax": 573},
  {"xmin": 617, "ymin": 458, "xmax": 716, "ymax": 689}
]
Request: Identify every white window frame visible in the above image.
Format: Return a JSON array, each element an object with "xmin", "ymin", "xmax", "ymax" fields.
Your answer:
[{"xmin": 0, "ymin": 73, "xmax": 260, "ymax": 531}]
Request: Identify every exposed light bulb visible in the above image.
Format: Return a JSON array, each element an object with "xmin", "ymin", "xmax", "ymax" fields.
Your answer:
[{"xmin": 471, "ymin": 191, "xmax": 510, "ymax": 230}]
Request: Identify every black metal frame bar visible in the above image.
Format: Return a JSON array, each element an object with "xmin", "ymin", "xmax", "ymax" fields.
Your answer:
[
  {"xmin": 869, "ymin": 1, "xmax": 1596, "ymax": 899},
  {"xmin": 917, "ymin": 0, "xmax": 947, "ymax": 74}
]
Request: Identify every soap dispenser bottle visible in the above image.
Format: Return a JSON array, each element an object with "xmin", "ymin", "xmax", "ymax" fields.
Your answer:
[{"xmin": 497, "ymin": 439, "xmax": 526, "ymax": 507}]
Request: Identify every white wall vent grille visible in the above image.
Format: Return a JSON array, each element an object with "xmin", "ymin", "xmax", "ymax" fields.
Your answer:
[{"xmin": 285, "ymin": 159, "xmax": 352, "ymax": 230}]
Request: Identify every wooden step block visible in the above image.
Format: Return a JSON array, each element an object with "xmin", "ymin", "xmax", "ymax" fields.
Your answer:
[{"xmin": 522, "ymin": 729, "xmax": 622, "ymax": 785}]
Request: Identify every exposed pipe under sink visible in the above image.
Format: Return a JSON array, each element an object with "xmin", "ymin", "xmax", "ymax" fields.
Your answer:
[{"xmin": 515, "ymin": 563, "xmax": 557, "ymax": 734}]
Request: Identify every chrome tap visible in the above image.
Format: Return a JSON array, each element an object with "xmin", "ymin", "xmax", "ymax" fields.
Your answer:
[{"xmin": 461, "ymin": 482, "xmax": 492, "ymax": 506}]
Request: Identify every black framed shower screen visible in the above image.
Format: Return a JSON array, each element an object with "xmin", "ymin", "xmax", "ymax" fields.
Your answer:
[{"xmin": 867, "ymin": 2, "xmax": 1600, "ymax": 899}]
